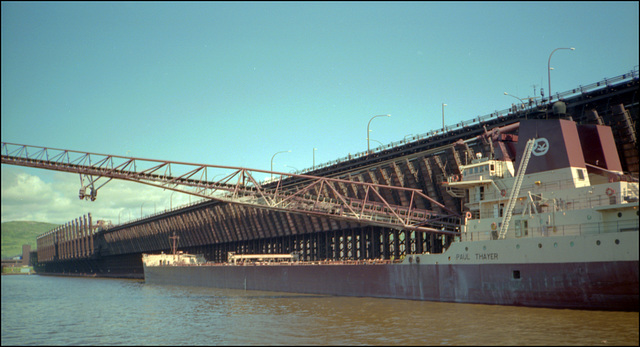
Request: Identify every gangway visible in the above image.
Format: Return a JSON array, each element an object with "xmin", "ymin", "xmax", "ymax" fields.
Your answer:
[{"xmin": 1, "ymin": 142, "xmax": 461, "ymax": 235}]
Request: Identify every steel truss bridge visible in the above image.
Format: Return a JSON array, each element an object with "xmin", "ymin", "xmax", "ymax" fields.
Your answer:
[{"xmin": 1, "ymin": 143, "xmax": 461, "ymax": 235}]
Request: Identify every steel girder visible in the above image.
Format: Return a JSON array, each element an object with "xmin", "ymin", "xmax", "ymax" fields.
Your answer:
[{"xmin": 2, "ymin": 142, "xmax": 460, "ymax": 235}]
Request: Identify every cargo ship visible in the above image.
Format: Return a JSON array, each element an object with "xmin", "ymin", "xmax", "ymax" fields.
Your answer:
[{"xmin": 143, "ymin": 117, "xmax": 638, "ymax": 311}]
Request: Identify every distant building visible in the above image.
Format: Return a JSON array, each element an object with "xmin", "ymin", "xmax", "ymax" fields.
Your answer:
[{"xmin": 22, "ymin": 245, "xmax": 31, "ymax": 266}]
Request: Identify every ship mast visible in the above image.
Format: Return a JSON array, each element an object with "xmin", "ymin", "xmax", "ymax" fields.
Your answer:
[{"xmin": 169, "ymin": 232, "xmax": 179, "ymax": 255}]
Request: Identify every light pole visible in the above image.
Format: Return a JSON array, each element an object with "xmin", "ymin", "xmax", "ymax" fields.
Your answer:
[
  {"xmin": 271, "ymin": 150, "xmax": 291, "ymax": 179},
  {"xmin": 504, "ymin": 92, "xmax": 525, "ymax": 104},
  {"xmin": 548, "ymin": 47, "xmax": 575, "ymax": 103},
  {"xmin": 442, "ymin": 103, "xmax": 447, "ymax": 131},
  {"xmin": 367, "ymin": 114, "xmax": 390, "ymax": 154},
  {"xmin": 369, "ymin": 139, "xmax": 383, "ymax": 147},
  {"xmin": 504, "ymin": 92, "xmax": 525, "ymax": 112},
  {"xmin": 141, "ymin": 202, "xmax": 145, "ymax": 218},
  {"xmin": 284, "ymin": 164, "xmax": 298, "ymax": 173},
  {"xmin": 313, "ymin": 148, "xmax": 317, "ymax": 169}
]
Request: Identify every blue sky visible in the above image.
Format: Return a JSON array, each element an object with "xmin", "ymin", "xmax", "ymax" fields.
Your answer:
[{"xmin": 2, "ymin": 1, "xmax": 638, "ymax": 225}]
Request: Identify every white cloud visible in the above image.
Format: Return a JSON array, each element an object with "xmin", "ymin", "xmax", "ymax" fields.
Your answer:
[{"xmin": 1, "ymin": 166, "xmax": 198, "ymax": 225}]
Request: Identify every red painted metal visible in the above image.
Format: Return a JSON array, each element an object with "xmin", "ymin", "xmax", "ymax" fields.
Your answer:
[
  {"xmin": 143, "ymin": 260, "xmax": 639, "ymax": 311},
  {"xmin": 2, "ymin": 142, "xmax": 460, "ymax": 235}
]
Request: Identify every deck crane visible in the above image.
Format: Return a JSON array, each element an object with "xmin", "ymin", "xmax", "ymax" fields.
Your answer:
[{"xmin": 1, "ymin": 142, "xmax": 461, "ymax": 235}]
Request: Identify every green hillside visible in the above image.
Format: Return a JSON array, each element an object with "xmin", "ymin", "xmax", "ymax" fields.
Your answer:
[{"xmin": 1, "ymin": 221, "xmax": 59, "ymax": 259}]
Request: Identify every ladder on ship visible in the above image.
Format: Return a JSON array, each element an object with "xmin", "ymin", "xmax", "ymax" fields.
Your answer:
[{"xmin": 498, "ymin": 138, "xmax": 535, "ymax": 239}]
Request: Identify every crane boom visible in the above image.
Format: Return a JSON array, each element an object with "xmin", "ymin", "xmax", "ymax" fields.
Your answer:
[{"xmin": 1, "ymin": 142, "xmax": 460, "ymax": 235}]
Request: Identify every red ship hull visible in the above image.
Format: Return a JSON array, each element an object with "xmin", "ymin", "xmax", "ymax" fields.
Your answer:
[{"xmin": 143, "ymin": 260, "xmax": 639, "ymax": 311}]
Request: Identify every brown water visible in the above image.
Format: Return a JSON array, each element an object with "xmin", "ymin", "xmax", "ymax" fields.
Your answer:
[{"xmin": 2, "ymin": 275, "xmax": 638, "ymax": 345}]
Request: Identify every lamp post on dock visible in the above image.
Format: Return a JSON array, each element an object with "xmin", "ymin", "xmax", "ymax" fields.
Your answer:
[
  {"xmin": 284, "ymin": 164, "xmax": 298, "ymax": 173},
  {"xmin": 504, "ymin": 92, "xmax": 526, "ymax": 112},
  {"xmin": 367, "ymin": 114, "xmax": 390, "ymax": 154},
  {"xmin": 548, "ymin": 47, "xmax": 575, "ymax": 103},
  {"xmin": 271, "ymin": 150, "xmax": 291, "ymax": 180},
  {"xmin": 442, "ymin": 103, "xmax": 447, "ymax": 131},
  {"xmin": 504, "ymin": 92, "xmax": 525, "ymax": 105},
  {"xmin": 369, "ymin": 139, "xmax": 383, "ymax": 147},
  {"xmin": 313, "ymin": 148, "xmax": 317, "ymax": 170}
]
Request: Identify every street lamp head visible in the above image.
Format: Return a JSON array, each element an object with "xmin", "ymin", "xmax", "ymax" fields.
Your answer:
[
  {"xmin": 367, "ymin": 114, "xmax": 391, "ymax": 153},
  {"xmin": 548, "ymin": 47, "xmax": 575, "ymax": 105}
]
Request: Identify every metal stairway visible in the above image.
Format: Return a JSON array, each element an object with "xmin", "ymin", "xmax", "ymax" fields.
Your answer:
[{"xmin": 498, "ymin": 138, "xmax": 535, "ymax": 239}]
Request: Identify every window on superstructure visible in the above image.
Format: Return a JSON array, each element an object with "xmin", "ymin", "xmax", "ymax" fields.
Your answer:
[{"xmin": 577, "ymin": 169, "xmax": 585, "ymax": 180}]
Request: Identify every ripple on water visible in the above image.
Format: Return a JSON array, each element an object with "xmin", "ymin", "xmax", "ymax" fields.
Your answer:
[{"xmin": 2, "ymin": 276, "xmax": 638, "ymax": 345}]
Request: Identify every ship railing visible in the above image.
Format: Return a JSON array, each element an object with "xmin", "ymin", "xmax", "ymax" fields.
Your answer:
[
  {"xmin": 480, "ymin": 194, "xmax": 634, "ymax": 218},
  {"xmin": 461, "ymin": 219, "xmax": 638, "ymax": 242},
  {"xmin": 514, "ymin": 177, "xmax": 637, "ymax": 198},
  {"xmin": 209, "ymin": 259, "xmax": 395, "ymax": 266},
  {"xmin": 478, "ymin": 179, "xmax": 638, "ymax": 214}
]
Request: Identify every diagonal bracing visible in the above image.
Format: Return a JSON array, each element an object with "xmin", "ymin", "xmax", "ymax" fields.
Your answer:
[{"xmin": 1, "ymin": 142, "xmax": 461, "ymax": 235}]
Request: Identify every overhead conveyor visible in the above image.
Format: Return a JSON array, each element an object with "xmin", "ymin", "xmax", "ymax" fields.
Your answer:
[{"xmin": 1, "ymin": 142, "xmax": 461, "ymax": 235}]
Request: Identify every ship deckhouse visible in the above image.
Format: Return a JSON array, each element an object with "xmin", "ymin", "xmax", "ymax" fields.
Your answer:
[{"xmin": 444, "ymin": 119, "xmax": 639, "ymax": 241}]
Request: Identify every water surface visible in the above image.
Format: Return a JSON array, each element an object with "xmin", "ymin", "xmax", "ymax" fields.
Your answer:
[{"xmin": 2, "ymin": 275, "xmax": 637, "ymax": 345}]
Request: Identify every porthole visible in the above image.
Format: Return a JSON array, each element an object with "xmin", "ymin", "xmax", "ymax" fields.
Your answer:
[
  {"xmin": 570, "ymin": 241, "xmax": 574, "ymax": 247},
  {"xmin": 618, "ymin": 212, "xmax": 622, "ymax": 218},
  {"xmin": 513, "ymin": 270, "xmax": 521, "ymax": 279},
  {"xmin": 538, "ymin": 243, "xmax": 542, "ymax": 248},
  {"xmin": 516, "ymin": 244, "xmax": 520, "ymax": 249},
  {"xmin": 596, "ymin": 240, "xmax": 601, "ymax": 246},
  {"xmin": 465, "ymin": 247, "xmax": 469, "ymax": 251},
  {"xmin": 483, "ymin": 245, "xmax": 487, "ymax": 250},
  {"xmin": 415, "ymin": 256, "xmax": 420, "ymax": 263},
  {"xmin": 553, "ymin": 242, "xmax": 558, "ymax": 248},
  {"xmin": 615, "ymin": 239, "xmax": 620, "ymax": 245},
  {"xmin": 408, "ymin": 256, "xmax": 413, "ymax": 263}
]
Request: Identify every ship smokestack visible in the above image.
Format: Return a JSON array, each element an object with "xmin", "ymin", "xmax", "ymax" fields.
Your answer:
[{"xmin": 552, "ymin": 101, "xmax": 572, "ymax": 120}]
